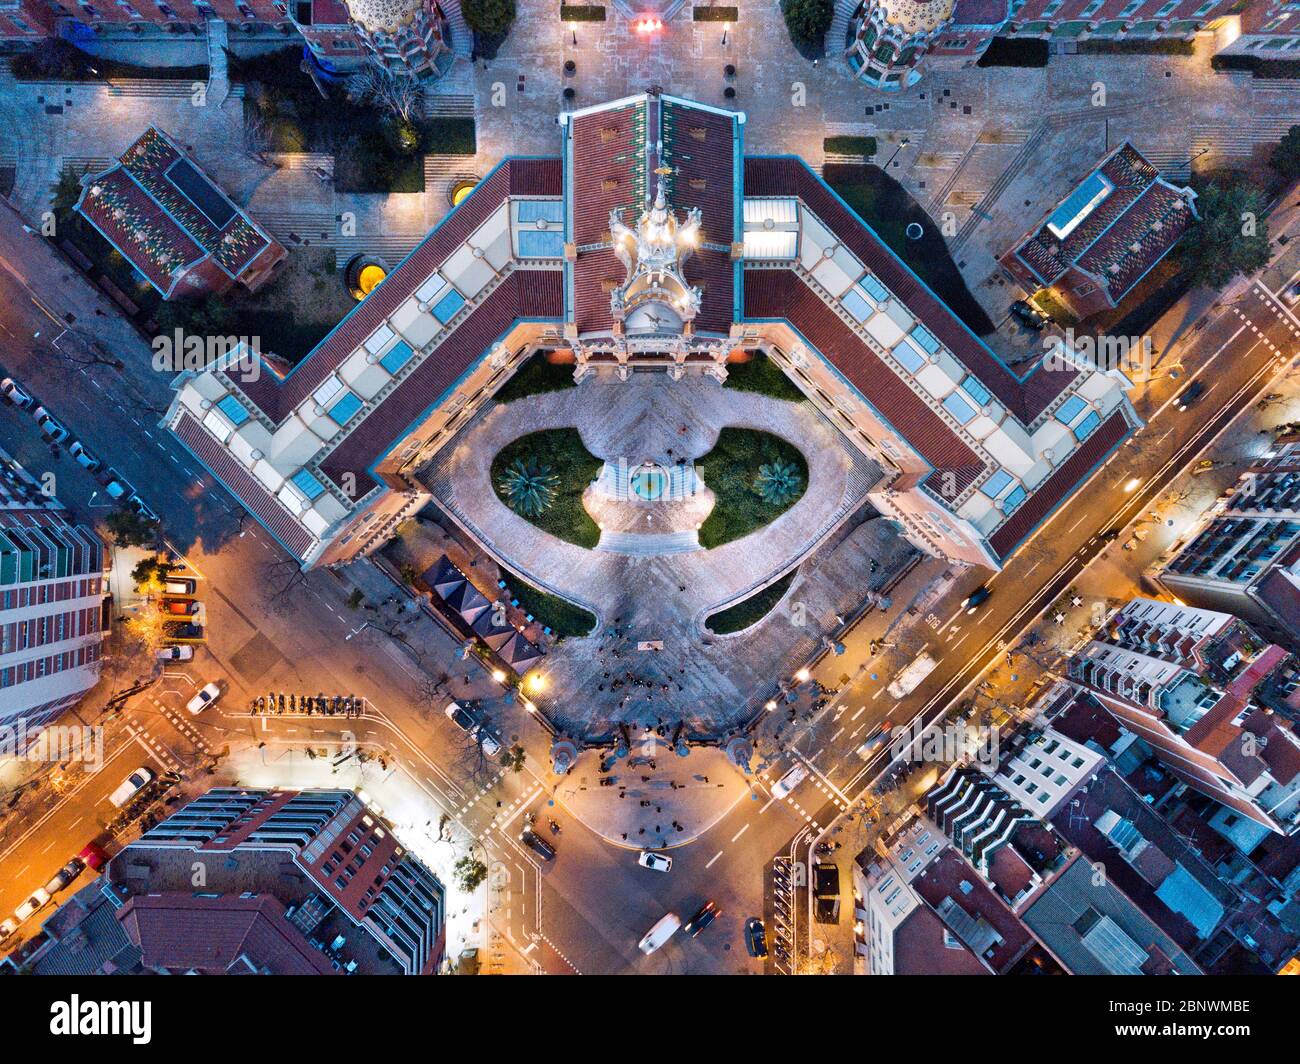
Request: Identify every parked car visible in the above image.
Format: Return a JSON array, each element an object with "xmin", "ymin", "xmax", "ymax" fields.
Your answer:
[
  {"xmin": 519, "ymin": 829, "xmax": 555, "ymax": 861},
  {"xmin": 161, "ymin": 598, "xmax": 201, "ymax": 616},
  {"xmin": 638, "ymin": 850, "xmax": 672, "ymax": 872},
  {"xmin": 1283, "ymin": 277, "xmax": 1300, "ymax": 306},
  {"xmin": 128, "ymin": 495, "xmax": 158, "ymax": 522},
  {"xmin": 0, "ymin": 918, "xmax": 17, "ymax": 942},
  {"xmin": 36, "ymin": 413, "xmax": 70, "ymax": 444},
  {"xmin": 445, "ymin": 701, "xmax": 476, "ymax": 733},
  {"xmin": 77, "ymin": 842, "xmax": 108, "ymax": 871},
  {"xmin": 161, "ymin": 621, "xmax": 205, "ymax": 643},
  {"xmin": 961, "ymin": 585, "xmax": 991, "ymax": 614},
  {"xmin": 186, "ymin": 682, "xmax": 220, "ymax": 715},
  {"xmin": 1174, "ymin": 380, "xmax": 1205, "ymax": 411},
  {"xmin": 638, "ymin": 912, "xmax": 681, "ymax": 955},
  {"xmin": 156, "ymin": 645, "xmax": 195, "ymax": 662},
  {"xmin": 13, "ymin": 888, "xmax": 51, "ymax": 923},
  {"xmin": 684, "ymin": 900, "xmax": 720, "ymax": 937},
  {"xmin": 476, "ymin": 727, "xmax": 501, "ymax": 758},
  {"xmin": 44, "ymin": 857, "xmax": 84, "ymax": 895},
  {"xmin": 100, "ymin": 472, "xmax": 131, "ymax": 500},
  {"xmin": 108, "ymin": 767, "xmax": 153, "ymax": 808},
  {"xmin": 68, "ymin": 441, "xmax": 102, "ymax": 473},
  {"xmin": 1, "ymin": 377, "xmax": 33, "ymax": 408},
  {"xmin": 1010, "ymin": 299, "xmax": 1050, "ymax": 330},
  {"xmin": 771, "ymin": 763, "xmax": 808, "ymax": 800},
  {"xmin": 164, "ymin": 577, "xmax": 197, "ymax": 596},
  {"xmin": 744, "ymin": 917, "xmax": 767, "ymax": 958}
]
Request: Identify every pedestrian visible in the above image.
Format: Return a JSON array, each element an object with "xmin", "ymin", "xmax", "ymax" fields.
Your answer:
[{"xmin": 703, "ymin": 776, "xmax": 709, "ymax": 784}]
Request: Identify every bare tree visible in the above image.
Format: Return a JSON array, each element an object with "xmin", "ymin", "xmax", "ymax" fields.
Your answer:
[
  {"xmin": 346, "ymin": 63, "xmax": 424, "ymax": 124},
  {"xmin": 262, "ymin": 555, "xmax": 308, "ymax": 615}
]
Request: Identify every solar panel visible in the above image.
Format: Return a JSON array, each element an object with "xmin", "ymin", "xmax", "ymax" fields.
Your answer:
[{"xmin": 166, "ymin": 158, "xmax": 237, "ymax": 229}]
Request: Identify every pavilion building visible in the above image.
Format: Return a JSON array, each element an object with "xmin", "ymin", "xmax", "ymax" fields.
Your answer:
[{"xmin": 162, "ymin": 92, "xmax": 1139, "ymax": 571}]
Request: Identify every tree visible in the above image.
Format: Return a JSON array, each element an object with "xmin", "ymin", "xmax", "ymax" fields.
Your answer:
[
  {"xmin": 462, "ymin": 0, "xmax": 516, "ymax": 37},
  {"xmin": 453, "ymin": 855, "xmax": 488, "ymax": 892},
  {"xmin": 497, "ymin": 458, "xmax": 558, "ymax": 517},
  {"xmin": 346, "ymin": 62, "xmax": 425, "ymax": 125},
  {"xmin": 501, "ymin": 744, "xmax": 526, "ymax": 773},
  {"xmin": 1178, "ymin": 180, "xmax": 1271, "ymax": 288},
  {"xmin": 131, "ymin": 555, "xmax": 165, "ymax": 593},
  {"xmin": 754, "ymin": 460, "xmax": 805, "ymax": 506},
  {"xmin": 780, "ymin": 0, "xmax": 833, "ymax": 49},
  {"xmin": 104, "ymin": 507, "xmax": 158, "ymax": 548},
  {"xmin": 1270, "ymin": 125, "xmax": 1300, "ymax": 184}
]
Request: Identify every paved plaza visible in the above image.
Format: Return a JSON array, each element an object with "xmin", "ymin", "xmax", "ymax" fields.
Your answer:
[{"xmin": 420, "ymin": 371, "xmax": 901, "ymax": 742}]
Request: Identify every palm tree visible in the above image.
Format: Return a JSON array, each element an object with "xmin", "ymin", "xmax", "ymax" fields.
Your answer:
[
  {"xmin": 755, "ymin": 460, "xmax": 804, "ymax": 506},
  {"xmin": 498, "ymin": 458, "xmax": 559, "ymax": 517}
]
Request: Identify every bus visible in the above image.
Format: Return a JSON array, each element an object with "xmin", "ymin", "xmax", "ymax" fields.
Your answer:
[{"xmin": 887, "ymin": 652, "xmax": 937, "ymax": 700}]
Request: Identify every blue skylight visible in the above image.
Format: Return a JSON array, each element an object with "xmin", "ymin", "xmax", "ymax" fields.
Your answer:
[
  {"xmin": 432, "ymin": 289, "xmax": 466, "ymax": 324},
  {"xmin": 290, "ymin": 469, "xmax": 326, "ymax": 501},
  {"xmin": 1056, "ymin": 395, "xmax": 1087, "ymax": 424},
  {"xmin": 910, "ymin": 324, "xmax": 940, "ymax": 354},
  {"xmin": 327, "ymin": 391, "xmax": 364, "ymax": 425},
  {"xmin": 942, "ymin": 391, "xmax": 978, "ymax": 424},
  {"xmin": 516, "ymin": 229, "xmax": 565, "ymax": 258},
  {"xmin": 840, "ymin": 287, "xmax": 873, "ymax": 322},
  {"xmin": 960, "ymin": 375, "xmax": 991, "ymax": 407},
  {"xmin": 892, "ymin": 338, "xmax": 925, "ymax": 373},
  {"xmin": 858, "ymin": 274, "xmax": 889, "ymax": 302},
  {"xmin": 379, "ymin": 341, "xmax": 415, "ymax": 375},
  {"xmin": 517, "ymin": 200, "xmax": 564, "ymax": 223},
  {"xmin": 982, "ymin": 469, "xmax": 1013, "ymax": 498},
  {"xmin": 216, "ymin": 394, "xmax": 248, "ymax": 425},
  {"xmin": 1074, "ymin": 410, "xmax": 1102, "ymax": 440},
  {"xmin": 1003, "ymin": 485, "xmax": 1028, "ymax": 513}
]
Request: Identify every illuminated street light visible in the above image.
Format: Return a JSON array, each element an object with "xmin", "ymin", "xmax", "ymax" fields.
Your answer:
[
  {"xmin": 1123, "ymin": 477, "xmax": 1140, "ymax": 493},
  {"xmin": 795, "ymin": 667, "xmax": 811, "ymax": 683},
  {"xmin": 527, "ymin": 672, "xmax": 547, "ymax": 693},
  {"xmin": 492, "ymin": 668, "xmax": 507, "ymax": 684},
  {"xmin": 765, "ymin": 700, "xmax": 778, "ymax": 711},
  {"xmin": 569, "ymin": 21, "xmax": 577, "ymax": 45}
]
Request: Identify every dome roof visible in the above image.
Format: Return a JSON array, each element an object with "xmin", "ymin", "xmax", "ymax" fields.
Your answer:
[
  {"xmin": 346, "ymin": 0, "xmax": 424, "ymax": 34},
  {"xmin": 877, "ymin": 0, "xmax": 953, "ymax": 34}
]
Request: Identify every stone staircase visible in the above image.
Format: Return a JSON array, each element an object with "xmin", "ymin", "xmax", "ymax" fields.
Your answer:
[
  {"xmin": 1189, "ymin": 119, "xmax": 1299, "ymax": 160},
  {"xmin": 254, "ymin": 208, "xmax": 338, "ymax": 249},
  {"xmin": 104, "ymin": 78, "xmax": 244, "ymax": 99},
  {"xmin": 596, "ymin": 529, "xmax": 701, "ymax": 555},
  {"xmin": 335, "ymin": 232, "xmax": 427, "ymax": 269},
  {"xmin": 440, "ymin": 0, "xmax": 474, "ymax": 59},
  {"xmin": 829, "ymin": 0, "xmax": 859, "ymax": 58},
  {"xmin": 424, "ymin": 92, "xmax": 476, "ymax": 118}
]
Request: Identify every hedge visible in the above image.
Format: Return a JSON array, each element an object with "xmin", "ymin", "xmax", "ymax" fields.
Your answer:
[
  {"xmin": 1079, "ymin": 38, "xmax": 1193, "ymax": 55},
  {"xmin": 824, "ymin": 135, "xmax": 877, "ymax": 157},
  {"xmin": 707, "ymin": 569, "xmax": 798, "ymax": 634},
  {"xmin": 1212, "ymin": 54, "xmax": 1300, "ymax": 79},
  {"xmin": 976, "ymin": 37, "xmax": 1049, "ymax": 67},
  {"xmin": 695, "ymin": 5, "xmax": 738, "ymax": 19},
  {"xmin": 560, "ymin": 4, "xmax": 606, "ymax": 20}
]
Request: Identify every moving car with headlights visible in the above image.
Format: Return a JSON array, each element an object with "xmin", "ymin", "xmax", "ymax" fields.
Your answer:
[
  {"xmin": 638, "ymin": 912, "xmax": 681, "ymax": 955},
  {"xmin": 684, "ymin": 900, "xmax": 720, "ymax": 938}
]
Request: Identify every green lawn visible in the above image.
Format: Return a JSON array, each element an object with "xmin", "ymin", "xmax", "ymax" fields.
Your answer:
[
  {"xmin": 707, "ymin": 569, "xmax": 798, "ymax": 634},
  {"xmin": 824, "ymin": 135, "xmax": 878, "ymax": 158},
  {"xmin": 490, "ymin": 429, "xmax": 602, "ymax": 548},
  {"xmin": 697, "ymin": 428, "xmax": 808, "ymax": 549},
  {"xmin": 504, "ymin": 576, "xmax": 596, "ymax": 638},
  {"xmin": 723, "ymin": 352, "xmax": 806, "ymax": 403},
  {"xmin": 494, "ymin": 353, "xmax": 577, "ymax": 403},
  {"xmin": 823, "ymin": 163, "xmax": 995, "ymax": 337}
]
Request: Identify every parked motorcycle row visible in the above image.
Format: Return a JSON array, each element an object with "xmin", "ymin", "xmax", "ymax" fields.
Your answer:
[{"xmin": 248, "ymin": 692, "xmax": 366, "ymax": 717}]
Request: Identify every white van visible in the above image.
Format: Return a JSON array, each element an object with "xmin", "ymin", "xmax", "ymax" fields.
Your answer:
[
  {"xmin": 638, "ymin": 912, "xmax": 681, "ymax": 955},
  {"xmin": 108, "ymin": 767, "xmax": 152, "ymax": 808},
  {"xmin": 772, "ymin": 763, "xmax": 809, "ymax": 800}
]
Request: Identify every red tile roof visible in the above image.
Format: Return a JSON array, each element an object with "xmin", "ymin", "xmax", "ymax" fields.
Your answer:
[
  {"xmin": 743, "ymin": 156, "xmax": 1079, "ymax": 423},
  {"xmin": 118, "ymin": 893, "xmax": 337, "ymax": 975}
]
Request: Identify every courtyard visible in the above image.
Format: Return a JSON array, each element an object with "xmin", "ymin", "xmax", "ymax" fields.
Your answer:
[{"xmin": 418, "ymin": 368, "xmax": 913, "ymax": 744}]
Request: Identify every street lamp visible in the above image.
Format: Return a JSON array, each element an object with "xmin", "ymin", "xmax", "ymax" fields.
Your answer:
[
  {"xmin": 569, "ymin": 21, "xmax": 577, "ymax": 46},
  {"xmin": 722, "ymin": 21, "xmax": 729, "ymax": 46},
  {"xmin": 795, "ymin": 667, "xmax": 811, "ymax": 683},
  {"xmin": 883, "ymin": 137, "xmax": 910, "ymax": 169}
]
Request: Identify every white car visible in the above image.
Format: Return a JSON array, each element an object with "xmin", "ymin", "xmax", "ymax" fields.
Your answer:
[
  {"xmin": 108, "ymin": 767, "xmax": 153, "ymax": 808},
  {"xmin": 638, "ymin": 850, "xmax": 672, "ymax": 873},
  {"xmin": 771, "ymin": 763, "xmax": 809, "ymax": 800},
  {"xmin": 36, "ymin": 414, "xmax": 70, "ymax": 444},
  {"xmin": 13, "ymin": 888, "xmax": 51, "ymax": 923},
  {"xmin": 476, "ymin": 728, "xmax": 501, "ymax": 758},
  {"xmin": 68, "ymin": 441, "xmax": 101, "ymax": 473},
  {"xmin": 186, "ymin": 682, "xmax": 220, "ymax": 715},
  {"xmin": 156, "ymin": 645, "xmax": 195, "ymax": 662},
  {"xmin": 1, "ymin": 378, "xmax": 33, "ymax": 408},
  {"xmin": 638, "ymin": 912, "xmax": 681, "ymax": 955},
  {"xmin": 0, "ymin": 917, "xmax": 17, "ymax": 941}
]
